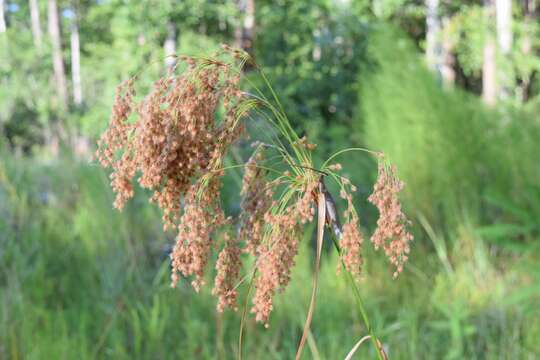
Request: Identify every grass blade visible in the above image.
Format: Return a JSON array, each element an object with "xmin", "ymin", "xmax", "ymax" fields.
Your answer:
[{"xmin": 295, "ymin": 189, "xmax": 326, "ymax": 359}]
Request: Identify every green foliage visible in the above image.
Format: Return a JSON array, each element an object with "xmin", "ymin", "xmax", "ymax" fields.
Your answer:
[
  {"xmin": 1, "ymin": 155, "xmax": 539, "ymax": 359},
  {"xmin": 1, "ymin": 1, "xmax": 540, "ymax": 358},
  {"xmin": 248, "ymin": 0, "xmax": 370, "ymax": 157},
  {"xmin": 359, "ymin": 25, "xmax": 540, "ymax": 238}
]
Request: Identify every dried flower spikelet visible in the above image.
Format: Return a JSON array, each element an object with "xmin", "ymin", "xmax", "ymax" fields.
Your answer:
[
  {"xmin": 239, "ymin": 148, "xmax": 274, "ymax": 255},
  {"xmin": 328, "ymin": 163, "xmax": 342, "ymax": 171},
  {"xmin": 96, "ymin": 55, "xmax": 246, "ymax": 230},
  {"xmin": 295, "ymin": 136, "xmax": 317, "ymax": 151},
  {"xmin": 170, "ymin": 178, "xmax": 226, "ymax": 291},
  {"xmin": 251, "ymin": 208, "xmax": 301, "ymax": 326},
  {"xmin": 96, "ymin": 80, "xmax": 136, "ymax": 210},
  {"xmin": 338, "ymin": 189, "xmax": 363, "ymax": 279},
  {"xmin": 296, "ymin": 180, "xmax": 317, "ymax": 224},
  {"xmin": 212, "ymin": 234, "xmax": 242, "ymax": 312},
  {"xmin": 368, "ymin": 161, "xmax": 413, "ymax": 278}
]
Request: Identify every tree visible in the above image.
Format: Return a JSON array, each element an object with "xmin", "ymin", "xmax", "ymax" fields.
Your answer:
[
  {"xmin": 483, "ymin": 0, "xmax": 497, "ymax": 105},
  {"xmin": 29, "ymin": 0, "xmax": 42, "ymax": 48},
  {"xmin": 235, "ymin": 0, "xmax": 255, "ymax": 54},
  {"xmin": 440, "ymin": 18, "xmax": 456, "ymax": 86},
  {"xmin": 519, "ymin": 0, "xmax": 537, "ymax": 101},
  {"xmin": 425, "ymin": 0, "xmax": 454, "ymax": 87},
  {"xmin": 163, "ymin": 21, "xmax": 176, "ymax": 70},
  {"xmin": 71, "ymin": 9, "xmax": 82, "ymax": 105},
  {"xmin": 0, "ymin": 0, "xmax": 6, "ymax": 33},
  {"xmin": 48, "ymin": 0, "xmax": 68, "ymax": 109},
  {"xmin": 425, "ymin": 0, "xmax": 441, "ymax": 73},
  {"xmin": 496, "ymin": 0, "xmax": 512, "ymax": 99}
]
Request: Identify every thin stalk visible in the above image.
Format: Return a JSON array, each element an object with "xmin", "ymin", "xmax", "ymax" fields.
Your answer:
[
  {"xmin": 329, "ymin": 233, "xmax": 386, "ymax": 360},
  {"xmin": 322, "ymin": 147, "xmax": 381, "ymax": 170},
  {"xmin": 345, "ymin": 335, "xmax": 372, "ymax": 360},
  {"xmin": 238, "ymin": 268, "xmax": 257, "ymax": 360},
  {"xmin": 256, "ymin": 70, "xmax": 310, "ymax": 166},
  {"xmin": 295, "ymin": 190, "xmax": 326, "ymax": 359}
]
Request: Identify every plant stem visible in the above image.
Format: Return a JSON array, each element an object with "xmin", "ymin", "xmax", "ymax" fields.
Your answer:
[
  {"xmin": 322, "ymin": 147, "xmax": 381, "ymax": 170},
  {"xmin": 329, "ymin": 234, "xmax": 386, "ymax": 360}
]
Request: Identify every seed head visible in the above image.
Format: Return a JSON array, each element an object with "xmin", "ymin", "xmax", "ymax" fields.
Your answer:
[{"xmin": 368, "ymin": 161, "xmax": 413, "ymax": 278}]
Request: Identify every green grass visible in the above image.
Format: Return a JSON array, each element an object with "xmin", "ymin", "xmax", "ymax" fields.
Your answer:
[
  {"xmin": 0, "ymin": 152, "xmax": 539, "ymax": 359},
  {"xmin": 358, "ymin": 25, "xmax": 540, "ymax": 237},
  {"xmin": 1, "ymin": 28, "xmax": 539, "ymax": 357}
]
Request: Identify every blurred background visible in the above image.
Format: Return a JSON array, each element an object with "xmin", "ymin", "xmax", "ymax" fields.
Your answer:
[{"xmin": 1, "ymin": 0, "xmax": 539, "ymax": 359}]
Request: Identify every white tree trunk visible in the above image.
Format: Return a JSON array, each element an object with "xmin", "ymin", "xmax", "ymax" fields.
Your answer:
[
  {"xmin": 496, "ymin": 0, "xmax": 512, "ymax": 54},
  {"xmin": 520, "ymin": 0, "xmax": 536, "ymax": 101},
  {"xmin": 425, "ymin": 0, "xmax": 441, "ymax": 72},
  {"xmin": 29, "ymin": 0, "xmax": 42, "ymax": 48},
  {"xmin": 70, "ymin": 19, "xmax": 82, "ymax": 105},
  {"xmin": 483, "ymin": 0, "xmax": 497, "ymax": 105},
  {"xmin": 0, "ymin": 0, "xmax": 7, "ymax": 33},
  {"xmin": 48, "ymin": 0, "xmax": 68, "ymax": 109},
  {"xmin": 496, "ymin": 0, "xmax": 512, "ymax": 99},
  {"xmin": 426, "ymin": 0, "xmax": 454, "ymax": 88},
  {"xmin": 440, "ymin": 18, "xmax": 455, "ymax": 87},
  {"xmin": 235, "ymin": 0, "xmax": 255, "ymax": 53},
  {"xmin": 164, "ymin": 21, "xmax": 176, "ymax": 70},
  {"xmin": 483, "ymin": 40, "xmax": 497, "ymax": 105}
]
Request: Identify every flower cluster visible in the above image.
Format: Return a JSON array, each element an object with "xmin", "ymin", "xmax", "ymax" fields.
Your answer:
[
  {"xmin": 239, "ymin": 147, "xmax": 274, "ymax": 255},
  {"xmin": 96, "ymin": 80, "xmax": 136, "ymax": 210},
  {"xmin": 97, "ymin": 48, "xmax": 414, "ymax": 328},
  {"xmin": 251, "ymin": 208, "xmax": 303, "ymax": 326},
  {"xmin": 96, "ymin": 55, "xmax": 244, "ymax": 230},
  {"xmin": 368, "ymin": 160, "xmax": 413, "ymax": 278},
  {"xmin": 212, "ymin": 233, "xmax": 242, "ymax": 312},
  {"xmin": 170, "ymin": 177, "xmax": 228, "ymax": 291},
  {"xmin": 338, "ymin": 183, "xmax": 364, "ymax": 279}
]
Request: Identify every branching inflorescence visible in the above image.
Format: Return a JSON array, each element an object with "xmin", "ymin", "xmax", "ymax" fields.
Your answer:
[{"xmin": 96, "ymin": 46, "xmax": 413, "ymax": 358}]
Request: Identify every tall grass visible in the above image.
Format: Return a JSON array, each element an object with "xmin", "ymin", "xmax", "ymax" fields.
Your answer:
[
  {"xmin": 1, "ymin": 148, "xmax": 539, "ymax": 358},
  {"xmin": 1, "ymin": 27, "xmax": 539, "ymax": 359},
  {"xmin": 358, "ymin": 25, "xmax": 540, "ymax": 240}
]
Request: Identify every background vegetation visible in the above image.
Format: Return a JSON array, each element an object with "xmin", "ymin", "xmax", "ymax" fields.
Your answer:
[{"xmin": 1, "ymin": 0, "xmax": 539, "ymax": 359}]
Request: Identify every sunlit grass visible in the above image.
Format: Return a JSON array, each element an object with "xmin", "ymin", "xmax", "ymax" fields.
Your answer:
[{"xmin": 1, "ymin": 155, "xmax": 539, "ymax": 359}]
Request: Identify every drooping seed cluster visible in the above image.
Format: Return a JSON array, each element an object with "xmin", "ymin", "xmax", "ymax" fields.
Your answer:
[
  {"xmin": 212, "ymin": 233, "xmax": 242, "ymax": 312},
  {"xmin": 368, "ymin": 161, "xmax": 413, "ymax": 278},
  {"xmin": 249, "ymin": 178, "xmax": 317, "ymax": 326},
  {"xmin": 97, "ymin": 48, "xmax": 414, "ymax": 327},
  {"xmin": 170, "ymin": 177, "xmax": 228, "ymax": 291},
  {"xmin": 338, "ymin": 184, "xmax": 364, "ymax": 279},
  {"xmin": 96, "ymin": 55, "xmax": 244, "ymax": 230},
  {"xmin": 296, "ymin": 180, "xmax": 318, "ymax": 224},
  {"xmin": 251, "ymin": 209, "xmax": 301, "ymax": 326},
  {"xmin": 239, "ymin": 147, "xmax": 274, "ymax": 256},
  {"xmin": 96, "ymin": 53, "xmax": 247, "ymax": 296},
  {"xmin": 96, "ymin": 80, "xmax": 137, "ymax": 210}
]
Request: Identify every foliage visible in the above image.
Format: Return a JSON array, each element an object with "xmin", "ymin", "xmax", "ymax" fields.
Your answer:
[
  {"xmin": 1, "ymin": 153, "xmax": 539, "ymax": 359},
  {"xmin": 359, "ymin": 25, "xmax": 540, "ymax": 238},
  {"xmin": 1, "ymin": 0, "xmax": 540, "ymax": 358}
]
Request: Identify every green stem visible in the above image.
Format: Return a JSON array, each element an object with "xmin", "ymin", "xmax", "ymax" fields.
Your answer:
[
  {"xmin": 322, "ymin": 147, "xmax": 381, "ymax": 170},
  {"xmin": 329, "ymin": 234, "xmax": 386, "ymax": 360},
  {"xmin": 238, "ymin": 268, "xmax": 256, "ymax": 360}
]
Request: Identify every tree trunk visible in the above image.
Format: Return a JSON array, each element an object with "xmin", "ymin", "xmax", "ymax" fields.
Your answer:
[
  {"xmin": 164, "ymin": 21, "xmax": 177, "ymax": 70},
  {"xmin": 235, "ymin": 0, "xmax": 255, "ymax": 55},
  {"xmin": 426, "ymin": 0, "xmax": 454, "ymax": 88},
  {"xmin": 48, "ymin": 0, "xmax": 68, "ymax": 110},
  {"xmin": 70, "ymin": 16, "xmax": 82, "ymax": 105},
  {"xmin": 496, "ymin": 0, "xmax": 512, "ymax": 99},
  {"xmin": 440, "ymin": 18, "xmax": 456, "ymax": 87},
  {"xmin": 520, "ymin": 0, "xmax": 536, "ymax": 101},
  {"xmin": 425, "ymin": 0, "xmax": 441, "ymax": 72},
  {"xmin": 0, "ymin": 0, "xmax": 6, "ymax": 33},
  {"xmin": 483, "ymin": 0, "xmax": 497, "ymax": 105},
  {"xmin": 29, "ymin": 0, "xmax": 42, "ymax": 48}
]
